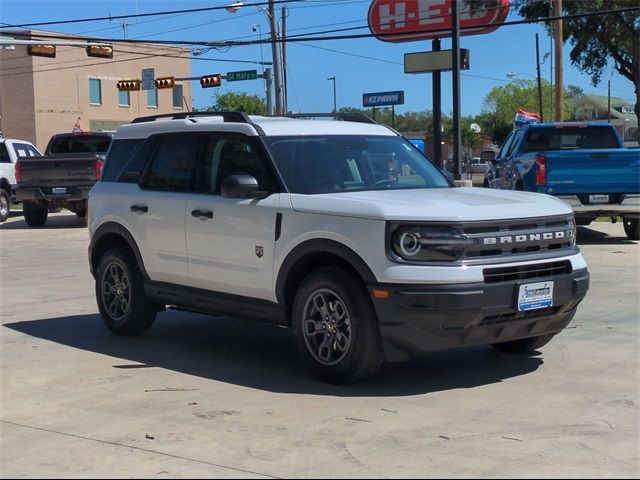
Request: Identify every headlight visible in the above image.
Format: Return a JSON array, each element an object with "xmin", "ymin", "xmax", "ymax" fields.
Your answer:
[{"xmin": 390, "ymin": 225, "xmax": 473, "ymax": 262}]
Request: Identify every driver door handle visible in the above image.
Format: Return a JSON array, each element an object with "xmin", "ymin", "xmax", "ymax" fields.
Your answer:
[
  {"xmin": 130, "ymin": 204, "xmax": 148, "ymax": 214},
  {"xmin": 191, "ymin": 209, "xmax": 214, "ymax": 219}
]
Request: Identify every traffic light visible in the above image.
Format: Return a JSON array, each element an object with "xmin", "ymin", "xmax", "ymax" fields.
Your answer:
[
  {"xmin": 155, "ymin": 77, "xmax": 175, "ymax": 89},
  {"xmin": 200, "ymin": 74, "xmax": 222, "ymax": 88},
  {"xmin": 461, "ymin": 49, "xmax": 470, "ymax": 70},
  {"xmin": 117, "ymin": 79, "xmax": 141, "ymax": 91},
  {"xmin": 86, "ymin": 45, "xmax": 113, "ymax": 59},
  {"xmin": 27, "ymin": 45, "xmax": 56, "ymax": 58}
]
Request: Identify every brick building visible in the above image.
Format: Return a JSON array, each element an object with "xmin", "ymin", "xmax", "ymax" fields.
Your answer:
[{"xmin": 0, "ymin": 30, "xmax": 192, "ymax": 151}]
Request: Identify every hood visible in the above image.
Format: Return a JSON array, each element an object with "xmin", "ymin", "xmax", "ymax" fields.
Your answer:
[{"xmin": 289, "ymin": 187, "xmax": 573, "ymax": 222}]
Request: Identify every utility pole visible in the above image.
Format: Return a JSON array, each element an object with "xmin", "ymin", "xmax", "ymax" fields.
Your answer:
[
  {"xmin": 265, "ymin": 67, "xmax": 273, "ymax": 116},
  {"xmin": 268, "ymin": 0, "xmax": 282, "ymax": 115},
  {"xmin": 281, "ymin": 6, "xmax": 288, "ymax": 114},
  {"xmin": 608, "ymin": 79, "xmax": 611, "ymax": 123},
  {"xmin": 432, "ymin": 39, "xmax": 442, "ymax": 169},
  {"xmin": 536, "ymin": 33, "xmax": 544, "ymax": 122},
  {"xmin": 553, "ymin": 0, "xmax": 564, "ymax": 121},
  {"xmin": 451, "ymin": 0, "xmax": 462, "ymax": 180}
]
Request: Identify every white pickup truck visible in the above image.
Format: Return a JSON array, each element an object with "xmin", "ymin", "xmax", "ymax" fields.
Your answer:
[{"xmin": 0, "ymin": 137, "xmax": 41, "ymax": 222}]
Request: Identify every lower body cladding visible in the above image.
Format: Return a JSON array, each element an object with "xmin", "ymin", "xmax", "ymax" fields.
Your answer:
[{"xmin": 370, "ymin": 268, "xmax": 590, "ymax": 362}]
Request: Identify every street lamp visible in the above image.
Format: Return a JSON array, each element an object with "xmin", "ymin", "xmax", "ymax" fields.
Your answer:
[
  {"xmin": 227, "ymin": 1, "xmax": 282, "ymax": 115},
  {"xmin": 327, "ymin": 77, "xmax": 336, "ymax": 113}
]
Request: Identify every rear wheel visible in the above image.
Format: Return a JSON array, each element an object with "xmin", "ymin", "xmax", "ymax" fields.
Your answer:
[
  {"xmin": 491, "ymin": 333, "xmax": 555, "ymax": 353},
  {"xmin": 0, "ymin": 189, "xmax": 9, "ymax": 223},
  {"xmin": 96, "ymin": 247, "xmax": 157, "ymax": 335},
  {"xmin": 23, "ymin": 202, "xmax": 48, "ymax": 227},
  {"xmin": 292, "ymin": 267, "xmax": 384, "ymax": 384},
  {"xmin": 623, "ymin": 217, "xmax": 639, "ymax": 241}
]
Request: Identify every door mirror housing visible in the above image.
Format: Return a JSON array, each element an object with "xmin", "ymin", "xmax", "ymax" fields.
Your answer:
[
  {"xmin": 480, "ymin": 150, "xmax": 497, "ymax": 164},
  {"xmin": 221, "ymin": 174, "xmax": 269, "ymax": 199}
]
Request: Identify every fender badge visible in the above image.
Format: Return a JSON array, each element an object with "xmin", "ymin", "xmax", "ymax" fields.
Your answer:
[{"xmin": 255, "ymin": 246, "xmax": 264, "ymax": 258}]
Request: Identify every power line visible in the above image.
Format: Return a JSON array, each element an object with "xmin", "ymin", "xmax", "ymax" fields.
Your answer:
[{"xmin": 0, "ymin": 0, "xmax": 303, "ymax": 30}]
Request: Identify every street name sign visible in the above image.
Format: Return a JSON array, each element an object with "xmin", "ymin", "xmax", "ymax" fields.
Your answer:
[
  {"xmin": 363, "ymin": 91, "xmax": 405, "ymax": 108},
  {"xmin": 227, "ymin": 70, "xmax": 258, "ymax": 82}
]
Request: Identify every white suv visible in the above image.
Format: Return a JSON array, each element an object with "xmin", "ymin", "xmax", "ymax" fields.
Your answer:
[{"xmin": 88, "ymin": 112, "xmax": 590, "ymax": 383}]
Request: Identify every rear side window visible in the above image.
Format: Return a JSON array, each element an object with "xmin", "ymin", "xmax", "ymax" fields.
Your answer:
[
  {"xmin": 12, "ymin": 143, "xmax": 40, "ymax": 158},
  {"xmin": 0, "ymin": 143, "xmax": 9, "ymax": 163},
  {"xmin": 101, "ymin": 139, "xmax": 145, "ymax": 182},
  {"xmin": 141, "ymin": 133, "xmax": 204, "ymax": 192},
  {"xmin": 522, "ymin": 126, "xmax": 621, "ymax": 151}
]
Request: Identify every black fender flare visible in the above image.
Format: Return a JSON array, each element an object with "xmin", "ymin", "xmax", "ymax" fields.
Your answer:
[
  {"xmin": 89, "ymin": 222, "xmax": 149, "ymax": 280},
  {"xmin": 275, "ymin": 238, "xmax": 377, "ymax": 305}
]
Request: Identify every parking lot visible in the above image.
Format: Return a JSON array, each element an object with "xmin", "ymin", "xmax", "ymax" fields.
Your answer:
[{"xmin": 1, "ymin": 212, "xmax": 639, "ymax": 478}]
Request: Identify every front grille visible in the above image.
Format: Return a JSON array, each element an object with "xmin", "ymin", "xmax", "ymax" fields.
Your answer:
[
  {"xmin": 460, "ymin": 215, "xmax": 575, "ymax": 261},
  {"xmin": 480, "ymin": 306, "xmax": 563, "ymax": 326},
  {"xmin": 483, "ymin": 260, "xmax": 572, "ymax": 284}
]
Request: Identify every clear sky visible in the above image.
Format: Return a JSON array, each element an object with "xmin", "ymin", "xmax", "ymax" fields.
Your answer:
[{"xmin": 0, "ymin": 0, "xmax": 636, "ymax": 117}]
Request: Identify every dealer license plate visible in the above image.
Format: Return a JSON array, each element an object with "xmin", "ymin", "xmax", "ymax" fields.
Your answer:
[
  {"xmin": 518, "ymin": 281, "xmax": 554, "ymax": 312},
  {"xmin": 52, "ymin": 187, "xmax": 67, "ymax": 194},
  {"xmin": 589, "ymin": 194, "xmax": 610, "ymax": 204}
]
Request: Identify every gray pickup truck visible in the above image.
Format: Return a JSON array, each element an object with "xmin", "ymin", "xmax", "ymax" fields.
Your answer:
[{"xmin": 15, "ymin": 132, "xmax": 113, "ymax": 226}]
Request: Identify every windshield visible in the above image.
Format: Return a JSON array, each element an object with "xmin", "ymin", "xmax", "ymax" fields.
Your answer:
[{"xmin": 265, "ymin": 135, "xmax": 449, "ymax": 194}]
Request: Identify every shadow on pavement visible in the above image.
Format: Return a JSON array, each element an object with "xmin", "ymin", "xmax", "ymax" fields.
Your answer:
[
  {"xmin": 0, "ymin": 213, "xmax": 86, "ymax": 230},
  {"xmin": 5, "ymin": 310, "xmax": 543, "ymax": 397},
  {"xmin": 576, "ymin": 225, "xmax": 636, "ymax": 246}
]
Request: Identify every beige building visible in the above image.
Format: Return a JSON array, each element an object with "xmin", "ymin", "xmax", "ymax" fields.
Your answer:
[{"xmin": 0, "ymin": 30, "xmax": 192, "ymax": 151}]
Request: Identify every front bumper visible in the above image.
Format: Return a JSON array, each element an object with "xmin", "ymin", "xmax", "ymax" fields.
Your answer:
[{"xmin": 370, "ymin": 268, "xmax": 589, "ymax": 361}]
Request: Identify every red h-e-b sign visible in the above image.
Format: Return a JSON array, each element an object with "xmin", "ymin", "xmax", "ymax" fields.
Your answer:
[{"xmin": 368, "ymin": 0, "xmax": 510, "ymax": 43}]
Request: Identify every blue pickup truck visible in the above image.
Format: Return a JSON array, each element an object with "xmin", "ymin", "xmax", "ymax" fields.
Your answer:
[{"xmin": 483, "ymin": 122, "xmax": 640, "ymax": 240}]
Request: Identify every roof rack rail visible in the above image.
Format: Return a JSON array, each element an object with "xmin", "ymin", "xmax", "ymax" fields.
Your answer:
[
  {"xmin": 278, "ymin": 113, "xmax": 378, "ymax": 125},
  {"xmin": 130, "ymin": 111, "xmax": 253, "ymax": 125}
]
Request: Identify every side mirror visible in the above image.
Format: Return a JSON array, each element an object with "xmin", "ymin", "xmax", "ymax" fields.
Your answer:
[
  {"xmin": 221, "ymin": 174, "xmax": 269, "ymax": 199},
  {"xmin": 480, "ymin": 150, "xmax": 496, "ymax": 164}
]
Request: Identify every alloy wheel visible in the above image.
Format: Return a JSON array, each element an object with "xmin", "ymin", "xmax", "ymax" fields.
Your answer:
[{"xmin": 101, "ymin": 262, "xmax": 131, "ymax": 321}]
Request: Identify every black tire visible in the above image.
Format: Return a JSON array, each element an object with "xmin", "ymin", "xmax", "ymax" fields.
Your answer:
[
  {"xmin": 23, "ymin": 202, "xmax": 48, "ymax": 227},
  {"xmin": 96, "ymin": 247, "xmax": 157, "ymax": 335},
  {"xmin": 623, "ymin": 217, "xmax": 639, "ymax": 241},
  {"xmin": 0, "ymin": 189, "xmax": 9, "ymax": 223},
  {"xmin": 76, "ymin": 209, "xmax": 87, "ymax": 218},
  {"xmin": 491, "ymin": 333, "xmax": 556, "ymax": 353},
  {"xmin": 292, "ymin": 267, "xmax": 384, "ymax": 384}
]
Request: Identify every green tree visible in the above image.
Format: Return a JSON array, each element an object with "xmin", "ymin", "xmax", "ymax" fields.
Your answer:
[
  {"xmin": 514, "ymin": 0, "xmax": 640, "ymax": 132},
  {"xmin": 198, "ymin": 92, "xmax": 267, "ymax": 115}
]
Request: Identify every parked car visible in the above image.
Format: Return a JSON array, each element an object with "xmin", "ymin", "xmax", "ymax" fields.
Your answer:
[
  {"xmin": 483, "ymin": 122, "xmax": 640, "ymax": 240},
  {"xmin": 468, "ymin": 156, "xmax": 487, "ymax": 175},
  {"xmin": 88, "ymin": 111, "xmax": 590, "ymax": 383},
  {"xmin": 0, "ymin": 137, "xmax": 42, "ymax": 222},
  {"xmin": 14, "ymin": 131, "xmax": 113, "ymax": 226}
]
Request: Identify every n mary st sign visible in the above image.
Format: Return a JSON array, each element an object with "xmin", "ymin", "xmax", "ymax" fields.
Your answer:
[{"xmin": 368, "ymin": 0, "xmax": 510, "ymax": 43}]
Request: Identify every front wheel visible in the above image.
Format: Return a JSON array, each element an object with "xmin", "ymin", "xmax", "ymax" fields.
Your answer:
[
  {"xmin": 491, "ymin": 333, "xmax": 555, "ymax": 353},
  {"xmin": 623, "ymin": 217, "xmax": 639, "ymax": 241},
  {"xmin": 0, "ymin": 189, "xmax": 9, "ymax": 223},
  {"xmin": 96, "ymin": 247, "xmax": 157, "ymax": 335},
  {"xmin": 292, "ymin": 267, "xmax": 384, "ymax": 384}
]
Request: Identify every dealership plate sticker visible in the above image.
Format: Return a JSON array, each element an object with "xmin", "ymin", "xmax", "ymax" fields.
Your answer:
[
  {"xmin": 52, "ymin": 187, "xmax": 67, "ymax": 194},
  {"xmin": 518, "ymin": 281, "xmax": 554, "ymax": 312}
]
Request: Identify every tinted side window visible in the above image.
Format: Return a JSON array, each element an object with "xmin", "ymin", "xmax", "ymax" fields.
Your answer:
[
  {"xmin": 194, "ymin": 134, "xmax": 276, "ymax": 194},
  {"xmin": 142, "ymin": 134, "xmax": 203, "ymax": 192},
  {"xmin": 498, "ymin": 132, "xmax": 515, "ymax": 159},
  {"xmin": 507, "ymin": 129, "xmax": 525, "ymax": 156},
  {"xmin": 0, "ymin": 143, "xmax": 10, "ymax": 163},
  {"xmin": 101, "ymin": 139, "xmax": 145, "ymax": 182}
]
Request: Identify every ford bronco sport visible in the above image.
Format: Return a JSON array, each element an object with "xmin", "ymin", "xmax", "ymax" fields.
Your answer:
[{"xmin": 88, "ymin": 112, "xmax": 590, "ymax": 383}]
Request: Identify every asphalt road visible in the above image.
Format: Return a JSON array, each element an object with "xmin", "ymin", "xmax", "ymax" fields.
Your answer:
[{"xmin": 1, "ymin": 212, "xmax": 639, "ymax": 478}]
